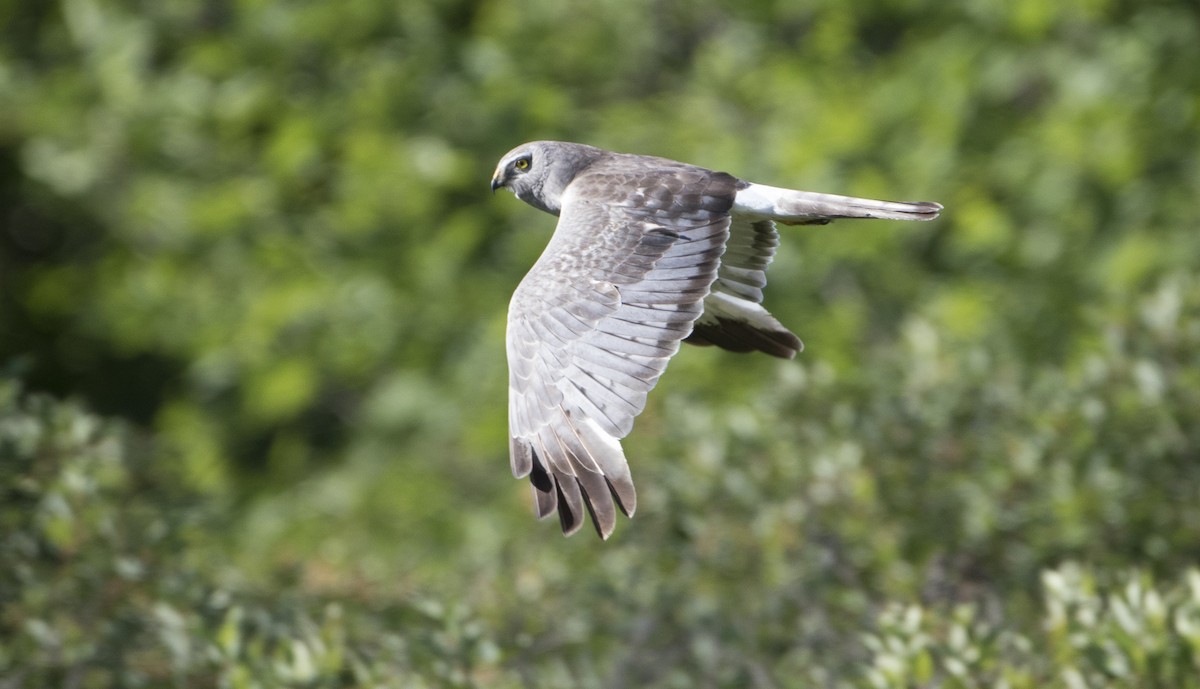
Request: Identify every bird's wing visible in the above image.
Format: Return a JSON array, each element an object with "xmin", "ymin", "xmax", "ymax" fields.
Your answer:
[
  {"xmin": 686, "ymin": 216, "xmax": 803, "ymax": 359},
  {"xmin": 506, "ymin": 165, "xmax": 737, "ymax": 538},
  {"xmin": 684, "ymin": 180, "xmax": 943, "ymax": 359}
]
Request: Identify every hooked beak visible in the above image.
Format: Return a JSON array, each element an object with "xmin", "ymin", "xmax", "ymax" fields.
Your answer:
[{"xmin": 490, "ymin": 173, "xmax": 504, "ymax": 194}]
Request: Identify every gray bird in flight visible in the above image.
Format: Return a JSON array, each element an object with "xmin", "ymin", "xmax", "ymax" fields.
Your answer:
[{"xmin": 491, "ymin": 141, "xmax": 942, "ymax": 539}]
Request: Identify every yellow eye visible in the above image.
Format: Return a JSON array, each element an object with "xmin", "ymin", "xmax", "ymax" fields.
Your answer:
[{"xmin": 514, "ymin": 157, "xmax": 531, "ymax": 171}]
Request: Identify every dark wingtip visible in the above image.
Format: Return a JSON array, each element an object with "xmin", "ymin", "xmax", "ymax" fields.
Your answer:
[
  {"xmin": 574, "ymin": 471, "xmax": 618, "ymax": 540},
  {"xmin": 582, "ymin": 493, "xmax": 614, "ymax": 540},
  {"xmin": 521, "ymin": 433, "xmax": 637, "ymax": 539},
  {"xmin": 532, "ymin": 483, "xmax": 557, "ymax": 520},
  {"xmin": 557, "ymin": 498, "xmax": 583, "ymax": 536},
  {"xmin": 606, "ymin": 476, "xmax": 637, "ymax": 518},
  {"xmin": 687, "ymin": 320, "xmax": 803, "ymax": 359},
  {"xmin": 555, "ymin": 481, "xmax": 585, "ymax": 536},
  {"xmin": 529, "ymin": 455, "xmax": 557, "ymax": 519}
]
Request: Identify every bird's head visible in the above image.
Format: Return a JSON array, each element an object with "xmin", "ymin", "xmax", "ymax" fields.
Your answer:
[{"xmin": 490, "ymin": 141, "xmax": 603, "ymax": 215}]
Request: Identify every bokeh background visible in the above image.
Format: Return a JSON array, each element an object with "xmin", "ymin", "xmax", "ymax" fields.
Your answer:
[{"xmin": 3, "ymin": 0, "xmax": 1200, "ymax": 686}]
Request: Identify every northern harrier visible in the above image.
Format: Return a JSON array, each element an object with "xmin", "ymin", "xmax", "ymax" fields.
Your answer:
[{"xmin": 491, "ymin": 141, "xmax": 941, "ymax": 539}]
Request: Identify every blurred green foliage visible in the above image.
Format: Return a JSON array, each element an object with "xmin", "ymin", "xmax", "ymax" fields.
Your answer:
[
  {"xmin": 6, "ymin": 380, "xmax": 1200, "ymax": 686},
  {"xmin": 2, "ymin": 0, "xmax": 1200, "ymax": 685}
]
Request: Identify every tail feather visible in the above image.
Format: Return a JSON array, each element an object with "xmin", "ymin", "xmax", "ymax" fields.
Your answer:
[{"xmin": 734, "ymin": 182, "xmax": 942, "ymax": 223}]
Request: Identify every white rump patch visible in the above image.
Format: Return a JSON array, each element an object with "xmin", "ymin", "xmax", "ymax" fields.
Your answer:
[{"xmin": 731, "ymin": 183, "xmax": 789, "ymax": 218}]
